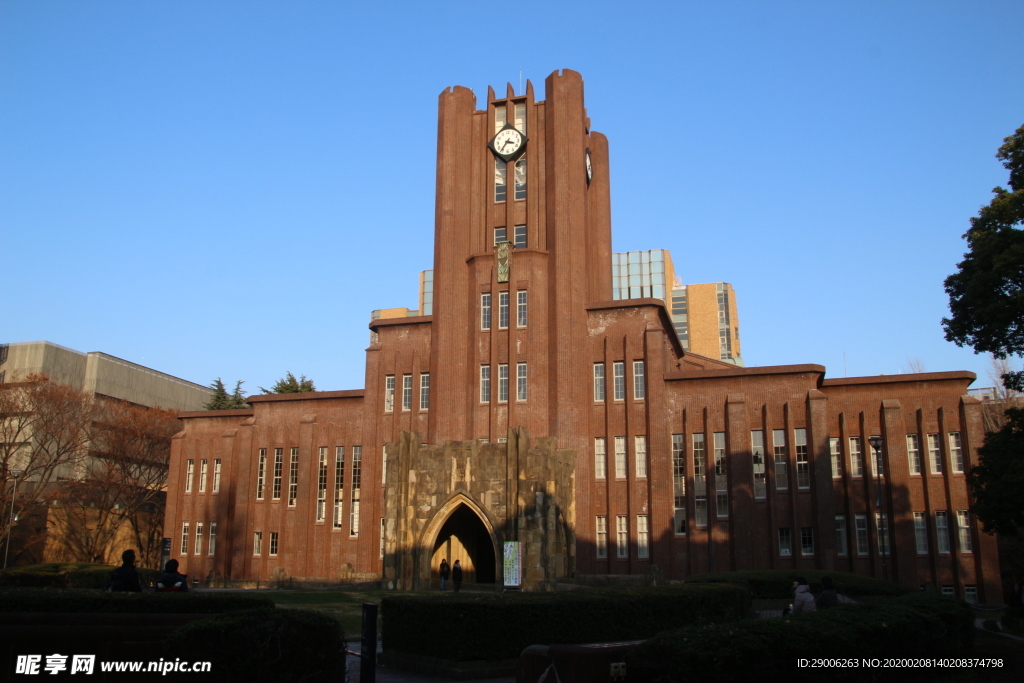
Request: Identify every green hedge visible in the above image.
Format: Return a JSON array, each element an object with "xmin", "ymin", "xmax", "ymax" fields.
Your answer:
[
  {"xmin": 627, "ymin": 593, "xmax": 974, "ymax": 682},
  {"xmin": 685, "ymin": 569, "xmax": 912, "ymax": 599},
  {"xmin": 0, "ymin": 587, "xmax": 274, "ymax": 613},
  {"xmin": 382, "ymin": 584, "xmax": 750, "ymax": 661},
  {"xmin": 165, "ymin": 607, "xmax": 345, "ymax": 683},
  {"xmin": 0, "ymin": 563, "xmax": 161, "ymax": 589}
]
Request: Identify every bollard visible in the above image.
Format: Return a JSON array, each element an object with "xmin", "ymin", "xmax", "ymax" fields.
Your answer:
[{"xmin": 360, "ymin": 602, "xmax": 378, "ymax": 683}]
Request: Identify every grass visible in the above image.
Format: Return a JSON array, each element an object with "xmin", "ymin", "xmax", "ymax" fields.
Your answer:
[{"xmin": 265, "ymin": 589, "xmax": 436, "ymax": 636}]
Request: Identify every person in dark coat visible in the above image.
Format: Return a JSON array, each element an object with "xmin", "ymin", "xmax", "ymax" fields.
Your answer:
[
  {"xmin": 439, "ymin": 559, "xmax": 450, "ymax": 592},
  {"xmin": 106, "ymin": 549, "xmax": 143, "ymax": 592},
  {"xmin": 452, "ymin": 559, "xmax": 463, "ymax": 593},
  {"xmin": 156, "ymin": 559, "xmax": 189, "ymax": 592},
  {"xmin": 816, "ymin": 576, "xmax": 839, "ymax": 609}
]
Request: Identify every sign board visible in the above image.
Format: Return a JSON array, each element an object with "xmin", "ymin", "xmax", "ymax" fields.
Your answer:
[
  {"xmin": 503, "ymin": 541, "xmax": 521, "ymax": 588},
  {"xmin": 160, "ymin": 538, "xmax": 171, "ymax": 568}
]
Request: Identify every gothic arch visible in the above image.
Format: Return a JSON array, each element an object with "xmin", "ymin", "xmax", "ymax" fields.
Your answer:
[{"xmin": 416, "ymin": 492, "xmax": 502, "ymax": 588}]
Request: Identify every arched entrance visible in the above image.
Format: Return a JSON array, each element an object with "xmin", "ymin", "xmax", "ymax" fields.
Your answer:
[{"xmin": 429, "ymin": 503, "xmax": 497, "ymax": 585}]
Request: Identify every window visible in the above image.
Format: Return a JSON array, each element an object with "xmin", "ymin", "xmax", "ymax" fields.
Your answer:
[
  {"xmin": 614, "ymin": 436, "xmax": 627, "ymax": 479},
  {"xmin": 637, "ymin": 515, "xmax": 650, "ymax": 558},
  {"xmin": 516, "ymin": 362, "xmax": 528, "ymax": 401},
  {"xmin": 914, "ymin": 512, "xmax": 928, "ymax": 554},
  {"xmin": 208, "ymin": 521, "xmax": 217, "ymax": 556},
  {"xmin": 714, "ymin": 432, "xmax": 728, "ymax": 518},
  {"xmin": 613, "ymin": 362, "xmax": 625, "ymax": 400},
  {"xmin": 481, "ymin": 293, "xmax": 492, "ymax": 330},
  {"xmin": 316, "ymin": 447, "xmax": 328, "ymax": 522},
  {"xmin": 907, "ymin": 434, "xmax": 921, "ymax": 475},
  {"xmin": 801, "ymin": 527, "xmax": 814, "ymax": 556},
  {"xmin": 494, "ymin": 227, "xmax": 507, "ymax": 245},
  {"xmin": 199, "ymin": 459, "xmax": 208, "ymax": 492},
  {"xmin": 927, "ymin": 433, "xmax": 943, "ymax": 474},
  {"xmin": 270, "ymin": 532, "xmax": 279, "ymax": 556},
  {"xmin": 616, "ymin": 515, "xmax": 628, "ymax": 558},
  {"xmin": 829, "ymin": 437, "xmax": 842, "ymax": 478},
  {"xmin": 672, "ymin": 434, "xmax": 686, "ymax": 533},
  {"xmin": 752, "ymin": 431, "xmax": 767, "ymax": 498},
  {"xmin": 402, "ymin": 374, "xmax": 413, "ymax": 411},
  {"xmin": 498, "ymin": 291, "xmax": 510, "ymax": 329},
  {"xmin": 594, "ymin": 438, "xmax": 607, "ymax": 479},
  {"xmin": 253, "ymin": 531, "xmax": 262, "ymax": 556},
  {"xmin": 480, "ymin": 365, "xmax": 491, "ymax": 403},
  {"xmin": 185, "ymin": 460, "xmax": 194, "ymax": 493},
  {"xmin": 513, "ymin": 224, "xmax": 527, "ymax": 248},
  {"xmin": 498, "ymin": 364, "xmax": 509, "ymax": 402},
  {"xmin": 849, "ymin": 436, "xmax": 863, "ymax": 477},
  {"xmin": 941, "ymin": 586, "xmax": 955, "ymax": 597},
  {"xmin": 420, "ymin": 373, "xmax": 430, "ymax": 410},
  {"xmin": 795, "ymin": 429, "xmax": 809, "ymax": 489},
  {"xmin": 517, "ymin": 290, "xmax": 528, "ymax": 327},
  {"xmin": 935, "ymin": 511, "xmax": 950, "ymax": 553},
  {"xmin": 195, "ymin": 522, "xmax": 204, "ymax": 555},
  {"xmin": 213, "ymin": 459, "xmax": 221, "ymax": 493},
  {"xmin": 855, "ymin": 514, "xmax": 869, "ymax": 555},
  {"xmin": 180, "ymin": 521, "xmax": 189, "ymax": 555},
  {"xmin": 869, "ymin": 436, "xmax": 883, "ymax": 477},
  {"xmin": 876, "ymin": 513, "xmax": 890, "ymax": 555},
  {"xmin": 333, "ymin": 447, "xmax": 345, "ymax": 529},
  {"xmin": 495, "ymin": 158, "xmax": 507, "ymax": 202},
  {"xmin": 964, "ymin": 586, "xmax": 978, "ymax": 605},
  {"xmin": 633, "ymin": 361, "xmax": 645, "ymax": 400},
  {"xmin": 288, "ymin": 448, "xmax": 299, "ymax": 506},
  {"xmin": 514, "ymin": 160, "xmax": 527, "ymax": 200},
  {"xmin": 693, "ymin": 433, "xmax": 707, "ymax": 492},
  {"xmin": 695, "ymin": 498, "xmax": 708, "ymax": 527},
  {"xmin": 384, "ymin": 375, "xmax": 395, "ymax": 412},
  {"xmin": 778, "ymin": 528, "xmax": 792, "ymax": 556},
  {"xmin": 835, "ymin": 515, "xmax": 848, "ymax": 556},
  {"xmin": 514, "ymin": 101, "xmax": 526, "ymax": 133},
  {"xmin": 256, "ymin": 449, "xmax": 266, "ymax": 499},
  {"xmin": 272, "ymin": 449, "xmax": 283, "ymax": 500},
  {"xmin": 635, "ymin": 436, "xmax": 647, "ymax": 478},
  {"xmin": 380, "ymin": 518, "xmax": 386, "ymax": 558},
  {"xmin": 773, "ymin": 430, "xmax": 788, "ymax": 490},
  {"xmin": 495, "ymin": 103, "xmax": 507, "ymax": 131},
  {"xmin": 596, "ymin": 516, "xmax": 608, "ymax": 558},
  {"xmin": 349, "ymin": 447, "xmax": 362, "ymax": 536},
  {"xmin": 949, "ymin": 432, "xmax": 964, "ymax": 473},
  {"xmin": 593, "ymin": 363, "xmax": 606, "ymax": 401},
  {"xmin": 957, "ymin": 510, "xmax": 972, "ymax": 552}
]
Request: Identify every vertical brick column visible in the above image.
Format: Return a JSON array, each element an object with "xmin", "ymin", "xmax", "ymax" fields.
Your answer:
[
  {"xmin": 882, "ymin": 399, "xmax": 914, "ymax": 587},
  {"xmin": 726, "ymin": 393, "xmax": 753, "ymax": 569},
  {"xmin": 808, "ymin": 390, "xmax": 835, "ymax": 569}
]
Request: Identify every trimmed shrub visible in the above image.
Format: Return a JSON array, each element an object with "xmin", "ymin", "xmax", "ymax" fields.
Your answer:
[
  {"xmin": 382, "ymin": 583, "xmax": 750, "ymax": 661},
  {"xmin": 627, "ymin": 592, "xmax": 974, "ymax": 682},
  {"xmin": 685, "ymin": 569, "xmax": 912, "ymax": 599},
  {"xmin": 0, "ymin": 587, "xmax": 274, "ymax": 613},
  {"xmin": 0, "ymin": 563, "xmax": 161, "ymax": 589},
  {"xmin": 164, "ymin": 607, "xmax": 345, "ymax": 683}
]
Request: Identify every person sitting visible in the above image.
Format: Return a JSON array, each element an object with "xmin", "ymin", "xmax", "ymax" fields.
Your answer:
[
  {"xmin": 792, "ymin": 576, "xmax": 816, "ymax": 613},
  {"xmin": 105, "ymin": 549, "xmax": 143, "ymax": 592},
  {"xmin": 156, "ymin": 559, "xmax": 189, "ymax": 592},
  {"xmin": 816, "ymin": 576, "xmax": 839, "ymax": 609}
]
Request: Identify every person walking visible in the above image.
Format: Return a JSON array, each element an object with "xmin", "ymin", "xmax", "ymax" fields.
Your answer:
[
  {"xmin": 439, "ymin": 558, "xmax": 450, "ymax": 592},
  {"xmin": 792, "ymin": 576, "xmax": 816, "ymax": 613},
  {"xmin": 452, "ymin": 559, "xmax": 463, "ymax": 593}
]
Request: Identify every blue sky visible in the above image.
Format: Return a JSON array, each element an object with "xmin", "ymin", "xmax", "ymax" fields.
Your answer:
[{"xmin": 3, "ymin": 1, "xmax": 1022, "ymax": 394}]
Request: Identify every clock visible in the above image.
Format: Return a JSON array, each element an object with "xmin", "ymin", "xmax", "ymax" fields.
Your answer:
[
  {"xmin": 489, "ymin": 124, "xmax": 527, "ymax": 162},
  {"xmin": 585, "ymin": 148, "xmax": 593, "ymax": 184}
]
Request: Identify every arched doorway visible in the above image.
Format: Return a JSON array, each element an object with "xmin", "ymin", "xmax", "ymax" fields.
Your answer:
[{"xmin": 430, "ymin": 504, "xmax": 497, "ymax": 585}]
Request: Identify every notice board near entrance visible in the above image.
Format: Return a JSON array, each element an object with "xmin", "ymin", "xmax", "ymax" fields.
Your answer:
[{"xmin": 503, "ymin": 541, "xmax": 521, "ymax": 588}]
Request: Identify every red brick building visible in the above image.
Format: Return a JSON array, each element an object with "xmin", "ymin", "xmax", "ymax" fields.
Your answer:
[{"xmin": 166, "ymin": 69, "xmax": 1000, "ymax": 601}]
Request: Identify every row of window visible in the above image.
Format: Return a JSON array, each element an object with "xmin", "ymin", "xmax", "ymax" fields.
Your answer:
[
  {"xmin": 252, "ymin": 531, "xmax": 280, "ymax": 556},
  {"xmin": 833, "ymin": 510, "xmax": 972, "ymax": 557},
  {"xmin": 179, "ymin": 520, "xmax": 217, "ymax": 556},
  {"xmin": 594, "ymin": 436, "xmax": 648, "ymax": 479},
  {"xmin": 595, "ymin": 514, "xmax": 650, "ymax": 559},
  {"xmin": 494, "ymin": 226, "xmax": 527, "ymax": 249},
  {"xmin": 479, "ymin": 363, "xmax": 528, "ymax": 402},
  {"xmin": 255, "ymin": 447, "xmax": 363, "ymax": 536},
  {"xmin": 829, "ymin": 433, "xmax": 964, "ymax": 478},
  {"xmin": 384, "ymin": 373, "xmax": 430, "ymax": 412},
  {"xmin": 593, "ymin": 361, "xmax": 645, "ymax": 401},
  {"xmin": 184, "ymin": 459, "xmax": 221, "ymax": 494},
  {"xmin": 481, "ymin": 290, "xmax": 527, "ymax": 329}
]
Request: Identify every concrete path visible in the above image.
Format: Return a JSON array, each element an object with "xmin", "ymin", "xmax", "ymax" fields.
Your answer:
[{"xmin": 345, "ymin": 642, "xmax": 515, "ymax": 683}]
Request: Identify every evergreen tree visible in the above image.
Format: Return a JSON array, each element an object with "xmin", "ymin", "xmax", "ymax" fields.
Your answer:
[
  {"xmin": 204, "ymin": 378, "xmax": 250, "ymax": 410},
  {"xmin": 228, "ymin": 380, "xmax": 250, "ymax": 408},
  {"xmin": 259, "ymin": 372, "xmax": 316, "ymax": 394}
]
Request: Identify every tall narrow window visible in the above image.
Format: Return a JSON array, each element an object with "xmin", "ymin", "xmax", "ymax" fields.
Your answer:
[
  {"xmin": 637, "ymin": 515, "xmax": 650, "ymax": 558},
  {"xmin": 493, "ymin": 227, "xmax": 507, "ymax": 245},
  {"xmin": 514, "ymin": 160, "xmax": 527, "ymax": 200},
  {"xmin": 849, "ymin": 436, "xmax": 863, "ymax": 477},
  {"xmin": 349, "ymin": 447, "xmax": 362, "ymax": 536},
  {"xmin": 213, "ymin": 459, "xmax": 222, "ymax": 493},
  {"xmin": 208, "ymin": 521, "xmax": 217, "ymax": 556},
  {"xmin": 516, "ymin": 362, "xmax": 527, "ymax": 401},
  {"xmin": 616, "ymin": 515, "xmax": 629, "ymax": 558},
  {"xmin": 481, "ymin": 293, "xmax": 492, "ymax": 330},
  {"xmin": 800, "ymin": 527, "xmax": 814, "ymax": 556},
  {"xmin": 195, "ymin": 521, "xmax": 204, "ymax": 555},
  {"xmin": 593, "ymin": 363, "xmax": 606, "ymax": 401},
  {"xmin": 256, "ymin": 449, "xmax": 266, "ymax": 499},
  {"xmin": 316, "ymin": 447, "xmax": 328, "ymax": 522},
  {"xmin": 498, "ymin": 364, "xmax": 509, "ymax": 402},
  {"xmin": 693, "ymin": 433, "xmax": 707, "ymax": 493},
  {"xmin": 965, "ymin": 586, "xmax": 978, "ymax": 605},
  {"xmin": 773, "ymin": 430, "xmax": 788, "ymax": 490},
  {"xmin": 876, "ymin": 513, "xmax": 890, "ymax": 555},
  {"xmin": 199, "ymin": 459, "xmax": 208, "ymax": 492},
  {"xmin": 957, "ymin": 510, "xmax": 973, "ymax": 552},
  {"xmin": 907, "ymin": 434, "xmax": 921, "ymax": 475},
  {"xmin": 384, "ymin": 375, "xmax": 395, "ymax": 412},
  {"xmin": 949, "ymin": 432, "xmax": 964, "ymax": 473},
  {"xmin": 671, "ymin": 434, "xmax": 686, "ymax": 533},
  {"xmin": 495, "ymin": 103, "xmax": 507, "ymax": 132},
  {"xmin": 635, "ymin": 435, "xmax": 647, "ymax": 478},
  {"xmin": 269, "ymin": 532, "xmax": 279, "ymax": 556},
  {"xmin": 935, "ymin": 511, "xmax": 950, "ymax": 553},
  {"xmin": 714, "ymin": 432, "xmax": 728, "ymax": 518},
  {"xmin": 613, "ymin": 362, "xmax": 625, "ymax": 400},
  {"xmin": 180, "ymin": 521, "xmax": 190, "ymax": 555},
  {"xmin": 795, "ymin": 429, "xmax": 809, "ymax": 489},
  {"xmin": 185, "ymin": 460, "xmax": 194, "ymax": 493},
  {"xmin": 869, "ymin": 436, "xmax": 884, "ymax": 477},
  {"xmin": 829, "ymin": 437, "xmax": 842, "ymax": 478},
  {"xmin": 594, "ymin": 437, "xmax": 607, "ymax": 479},
  {"xmin": 288, "ymin": 448, "xmax": 299, "ymax": 506},
  {"xmin": 914, "ymin": 512, "xmax": 928, "ymax": 554},
  {"xmin": 695, "ymin": 499, "xmax": 708, "ymax": 527},
  {"xmin": 614, "ymin": 436, "xmax": 627, "ymax": 479},
  {"xmin": 272, "ymin": 449, "xmax": 283, "ymax": 500},
  {"xmin": 253, "ymin": 532, "xmax": 262, "ymax": 555},
  {"xmin": 495, "ymin": 158, "xmax": 507, "ymax": 202},
  {"xmin": 633, "ymin": 361, "xmax": 645, "ymax": 400},
  {"xmin": 778, "ymin": 528, "xmax": 792, "ymax": 556},
  {"xmin": 855, "ymin": 514, "xmax": 869, "ymax": 555},
  {"xmin": 927, "ymin": 433, "xmax": 943, "ymax": 473},
  {"xmin": 420, "ymin": 373, "xmax": 430, "ymax": 411},
  {"xmin": 480, "ymin": 365, "xmax": 491, "ymax": 403},
  {"xmin": 517, "ymin": 290, "xmax": 528, "ymax": 327},
  {"xmin": 596, "ymin": 516, "xmax": 608, "ymax": 558},
  {"xmin": 333, "ymin": 447, "xmax": 345, "ymax": 529},
  {"xmin": 402, "ymin": 374, "xmax": 413, "ymax": 411},
  {"xmin": 498, "ymin": 291, "xmax": 510, "ymax": 328},
  {"xmin": 752, "ymin": 431, "xmax": 767, "ymax": 499},
  {"xmin": 835, "ymin": 515, "xmax": 848, "ymax": 556},
  {"xmin": 513, "ymin": 224, "xmax": 527, "ymax": 248},
  {"xmin": 514, "ymin": 101, "xmax": 526, "ymax": 133},
  {"xmin": 380, "ymin": 518, "xmax": 386, "ymax": 558}
]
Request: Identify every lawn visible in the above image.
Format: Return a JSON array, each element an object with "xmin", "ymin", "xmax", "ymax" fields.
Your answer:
[{"xmin": 265, "ymin": 589, "xmax": 434, "ymax": 636}]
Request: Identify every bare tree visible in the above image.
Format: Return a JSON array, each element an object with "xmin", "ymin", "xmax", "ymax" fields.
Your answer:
[
  {"xmin": 981, "ymin": 355, "xmax": 1023, "ymax": 432},
  {"xmin": 903, "ymin": 357, "xmax": 927, "ymax": 374}
]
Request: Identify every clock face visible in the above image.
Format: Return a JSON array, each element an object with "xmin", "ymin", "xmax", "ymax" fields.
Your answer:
[
  {"xmin": 489, "ymin": 125, "xmax": 527, "ymax": 161},
  {"xmin": 585, "ymin": 149, "xmax": 593, "ymax": 183}
]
